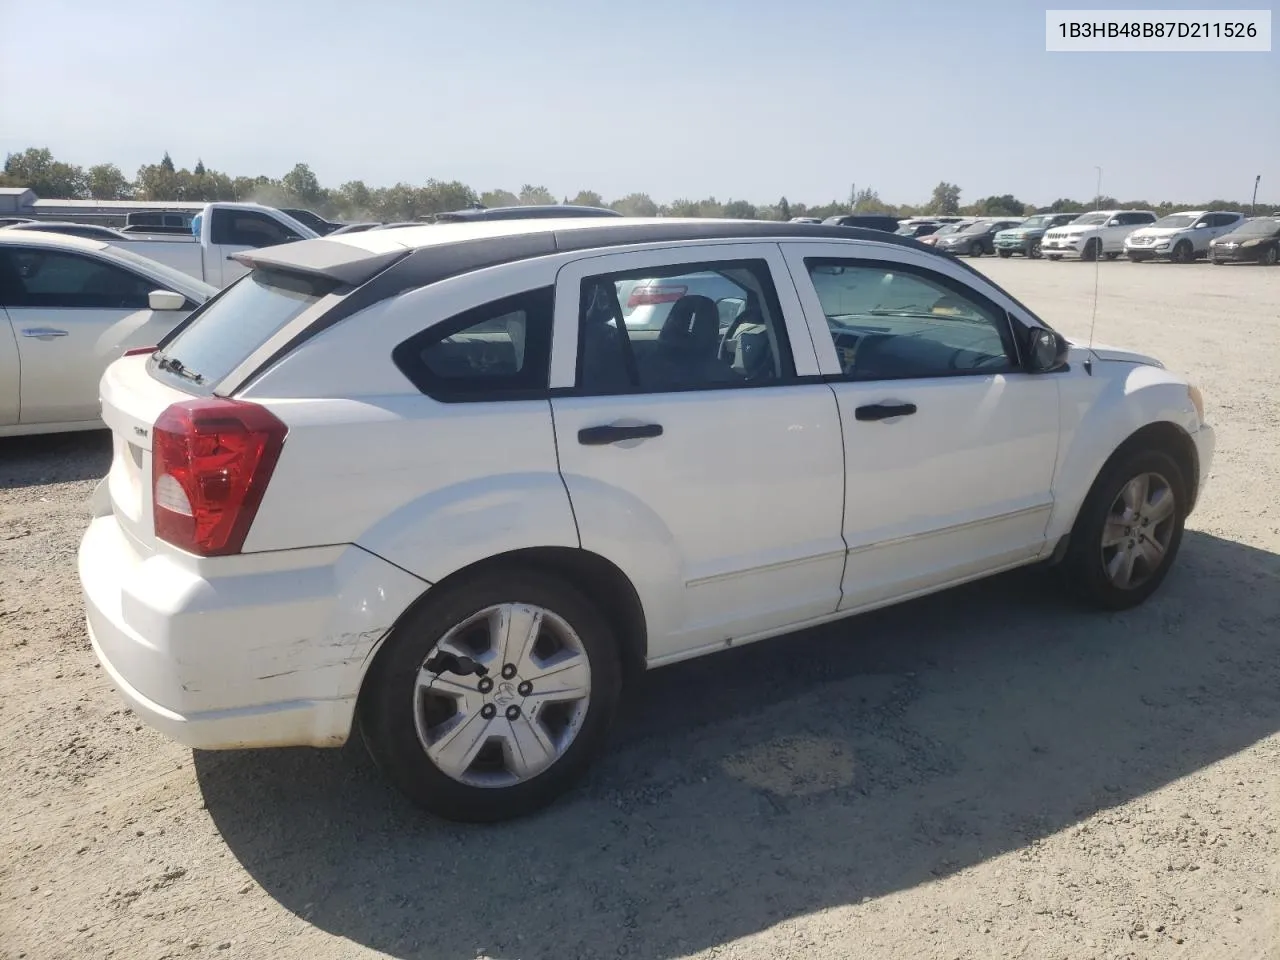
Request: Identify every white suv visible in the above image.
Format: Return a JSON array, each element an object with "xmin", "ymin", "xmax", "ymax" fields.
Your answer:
[
  {"xmin": 1124, "ymin": 211, "xmax": 1246, "ymax": 263},
  {"xmin": 1041, "ymin": 210, "xmax": 1157, "ymax": 261},
  {"xmin": 78, "ymin": 218, "xmax": 1215, "ymax": 821}
]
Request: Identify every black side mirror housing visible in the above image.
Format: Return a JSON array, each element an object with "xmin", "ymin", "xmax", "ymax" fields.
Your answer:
[{"xmin": 1026, "ymin": 327, "xmax": 1070, "ymax": 373}]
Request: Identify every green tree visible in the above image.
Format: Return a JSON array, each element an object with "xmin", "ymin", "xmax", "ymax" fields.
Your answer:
[
  {"xmin": 86, "ymin": 162, "xmax": 131, "ymax": 199},
  {"xmin": 974, "ymin": 193, "xmax": 1025, "ymax": 216},
  {"xmin": 2, "ymin": 147, "xmax": 87, "ymax": 197},
  {"xmin": 160, "ymin": 151, "xmax": 175, "ymax": 173},
  {"xmin": 851, "ymin": 187, "xmax": 894, "ymax": 214},
  {"xmin": 193, "ymin": 158, "xmax": 206, "ymax": 176},
  {"xmin": 570, "ymin": 189, "xmax": 604, "ymax": 208},
  {"xmin": 722, "ymin": 199, "xmax": 757, "ymax": 219},
  {"xmin": 134, "ymin": 162, "xmax": 177, "ymax": 200},
  {"xmin": 419, "ymin": 179, "xmax": 477, "ymax": 215},
  {"xmin": 517, "ymin": 184, "xmax": 556, "ymax": 206},
  {"xmin": 778, "ymin": 196, "xmax": 792, "ymax": 220},
  {"xmin": 282, "ymin": 163, "xmax": 324, "ymax": 206},
  {"xmin": 479, "ymin": 188, "xmax": 519, "ymax": 208},
  {"xmin": 1046, "ymin": 197, "xmax": 1087, "ymax": 213},
  {"xmin": 610, "ymin": 192, "xmax": 658, "ymax": 217},
  {"xmin": 925, "ymin": 181, "xmax": 962, "ymax": 215}
]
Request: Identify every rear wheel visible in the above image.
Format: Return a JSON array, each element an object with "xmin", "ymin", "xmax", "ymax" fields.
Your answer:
[
  {"xmin": 1081, "ymin": 238, "xmax": 1101, "ymax": 262},
  {"xmin": 1061, "ymin": 449, "xmax": 1186, "ymax": 610},
  {"xmin": 359, "ymin": 570, "xmax": 623, "ymax": 822}
]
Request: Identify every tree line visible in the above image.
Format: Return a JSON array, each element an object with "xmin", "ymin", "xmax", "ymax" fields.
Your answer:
[{"xmin": 2, "ymin": 147, "xmax": 1274, "ymax": 223}]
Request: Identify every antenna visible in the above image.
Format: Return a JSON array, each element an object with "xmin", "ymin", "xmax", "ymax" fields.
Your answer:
[{"xmin": 1084, "ymin": 165, "xmax": 1103, "ymax": 375}]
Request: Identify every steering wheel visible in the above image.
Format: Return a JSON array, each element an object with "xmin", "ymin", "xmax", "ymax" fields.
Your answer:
[{"xmin": 717, "ymin": 314, "xmax": 751, "ymax": 361}]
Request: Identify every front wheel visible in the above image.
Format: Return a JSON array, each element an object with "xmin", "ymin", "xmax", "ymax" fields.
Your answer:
[
  {"xmin": 1262, "ymin": 246, "xmax": 1279, "ymax": 266},
  {"xmin": 1080, "ymin": 238, "xmax": 1101, "ymax": 262},
  {"xmin": 359, "ymin": 570, "xmax": 623, "ymax": 822},
  {"xmin": 1047, "ymin": 254, "xmax": 1062, "ymax": 261},
  {"xmin": 1172, "ymin": 240, "xmax": 1194, "ymax": 264},
  {"xmin": 1028, "ymin": 239, "xmax": 1043, "ymax": 259},
  {"xmin": 1104, "ymin": 252, "xmax": 1121, "ymax": 261},
  {"xmin": 968, "ymin": 243, "xmax": 984, "ymax": 257},
  {"xmin": 1061, "ymin": 449, "xmax": 1186, "ymax": 610}
]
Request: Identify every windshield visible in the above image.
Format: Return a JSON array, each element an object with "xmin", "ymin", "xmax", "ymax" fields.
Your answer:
[
  {"xmin": 1153, "ymin": 214, "xmax": 1198, "ymax": 229},
  {"xmin": 104, "ymin": 245, "xmax": 215, "ymax": 300},
  {"xmin": 1071, "ymin": 213, "xmax": 1108, "ymax": 226},
  {"xmin": 152, "ymin": 269, "xmax": 336, "ymax": 388},
  {"xmin": 1018, "ymin": 215, "xmax": 1052, "ymax": 229},
  {"xmin": 933, "ymin": 223, "xmax": 963, "ymax": 236},
  {"xmin": 960, "ymin": 222, "xmax": 990, "ymax": 235},
  {"xmin": 1235, "ymin": 218, "xmax": 1280, "ymax": 236}
]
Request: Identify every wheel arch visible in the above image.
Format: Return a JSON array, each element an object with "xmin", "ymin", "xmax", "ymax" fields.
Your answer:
[{"xmin": 356, "ymin": 545, "xmax": 649, "ymax": 718}]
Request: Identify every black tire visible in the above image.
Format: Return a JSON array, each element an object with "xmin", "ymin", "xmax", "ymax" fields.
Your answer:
[
  {"xmin": 1172, "ymin": 240, "xmax": 1194, "ymax": 264},
  {"xmin": 1262, "ymin": 245, "xmax": 1279, "ymax": 266},
  {"xmin": 1061, "ymin": 448, "xmax": 1187, "ymax": 611},
  {"xmin": 359, "ymin": 569, "xmax": 623, "ymax": 822},
  {"xmin": 998, "ymin": 249, "xmax": 1013, "ymax": 258},
  {"xmin": 968, "ymin": 242, "xmax": 984, "ymax": 257},
  {"xmin": 1047, "ymin": 254, "xmax": 1062, "ymax": 261},
  {"xmin": 1080, "ymin": 238, "xmax": 1101, "ymax": 262},
  {"xmin": 1104, "ymin": 252, "xmax": 1121, "ymax": 261},
  {"xmin": 1028, "ymin": 239, "xmax": 1042, "ymax": 259}
]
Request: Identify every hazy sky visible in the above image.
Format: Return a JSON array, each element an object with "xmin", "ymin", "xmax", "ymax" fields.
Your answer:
[{"xmin": 1, "ymin": 0, "xmax": 1275, "ymax": 206}]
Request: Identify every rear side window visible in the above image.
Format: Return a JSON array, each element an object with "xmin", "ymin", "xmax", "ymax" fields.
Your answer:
[
  {"xmin": 0, "ymin": 248, "xmax": 155, "ymax": 309},
  {"xmin": 392, "ymin": 287, "xmax": 555, "ymax": 401},
  {"xmin": 209, "ymin": 209, "xmax": 304, "ymax": 248},
  {"xmin": 153, "ymin": 269, "xmax": 335, "ymax": 389}
]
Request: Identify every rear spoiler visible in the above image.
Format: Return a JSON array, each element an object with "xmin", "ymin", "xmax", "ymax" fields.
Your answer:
[{"xmin": 231, "ymin": 239, "xmax": 410, "ymax": 287}]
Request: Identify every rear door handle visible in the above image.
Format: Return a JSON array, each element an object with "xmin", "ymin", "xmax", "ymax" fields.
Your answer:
[
  {"xmin": 854, "ymin": 402, "xmax": 917, "ymax": 422},
  {"xmin": 578, "ymin": 423, "xmax": 663, "ymax": 445},
  {"xmin": 21, "ymin": 328, "xmax": 69, "ymax": 340}
]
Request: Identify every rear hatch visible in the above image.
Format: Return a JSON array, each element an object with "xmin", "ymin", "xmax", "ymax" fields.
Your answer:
[{"xmin": 97, "ymin": 267, "xmax": 344, "ymax": 554}]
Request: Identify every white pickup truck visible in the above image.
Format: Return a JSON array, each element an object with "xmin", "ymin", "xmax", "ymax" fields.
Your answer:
[{"xmin": 103, "ymin": 203, "xmax": 318, "ymax": 287}]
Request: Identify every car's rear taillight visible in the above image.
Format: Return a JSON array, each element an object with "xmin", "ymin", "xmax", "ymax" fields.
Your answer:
[
  {"xmin": 152, "ymin": 398, "xmax": 287, "ymax": 556},
  {"xmin": 626, "ymin": 284, "xmax": 687, "ymax": 308}
]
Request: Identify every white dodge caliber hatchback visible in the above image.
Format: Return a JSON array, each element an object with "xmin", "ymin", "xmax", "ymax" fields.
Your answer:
[{"xmin": 78, "ymin": 218, "xmax": 1215, "ymax": 821}]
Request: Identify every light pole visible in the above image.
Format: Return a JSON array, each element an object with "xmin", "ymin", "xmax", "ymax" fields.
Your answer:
[
  {"xmin": 1253, "ymin": 175, "xmax": 1261, "ymax": 214},
  {"xmin": 1094, "ymin": 166, "xmax": 1103, "ymax": 211}
]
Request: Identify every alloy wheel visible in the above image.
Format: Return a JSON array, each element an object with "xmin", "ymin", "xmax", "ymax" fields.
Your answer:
[
  {"xmin": 1100, "ymin": 471, "xmax": 1177, "ymax": 590},
  {"xmin": 413, "ymin": 603, "xmax": 592, "ymax": 786}
]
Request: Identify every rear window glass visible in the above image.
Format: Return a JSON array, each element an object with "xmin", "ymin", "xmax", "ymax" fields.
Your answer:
[{"xmin": 152, "ymin": 269, "xmax": 335, "ymax": 389}]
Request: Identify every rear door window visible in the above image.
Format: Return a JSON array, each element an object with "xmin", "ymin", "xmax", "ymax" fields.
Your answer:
[{"xmin": 151, "ymin": 269, "xmax": 335, "ymax": 390}]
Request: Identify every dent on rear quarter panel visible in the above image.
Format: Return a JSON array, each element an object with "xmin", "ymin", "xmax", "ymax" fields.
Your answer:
[{"xmin": 1046, "ymin": 361, "xmax": 1200, "ymax": 541}]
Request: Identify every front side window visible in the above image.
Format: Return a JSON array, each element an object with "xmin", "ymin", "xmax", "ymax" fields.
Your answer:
[
  {"xmin": 0, "ymin": 248, "xmax": 155, "ymax": 310},
  {"xmin": 577, "ymin": 259, "xmax": 795, "ymax": 394},
  {"xmin": 806, "ymin": 259, "xmax": 1015, "ymax": 380},
  {"xmin": 392, "ymin": 287, "xmax": 554, "ymax": 400},
  {"xmin": 209, "ymin": 210, "xmax": 303, "ymax": 248}
]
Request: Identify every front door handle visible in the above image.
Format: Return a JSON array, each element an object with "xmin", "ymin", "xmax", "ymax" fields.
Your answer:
[
  {"xmin": 578, "ymin": 423, "xmax": 663, "ymax": 445},
  {"xmin": 21, "ymin": 328, "xmax": 69, "ymax": 340},
  {"xmin": 855, "ymin": 402, "xmax": 917, "ymax": 422}
]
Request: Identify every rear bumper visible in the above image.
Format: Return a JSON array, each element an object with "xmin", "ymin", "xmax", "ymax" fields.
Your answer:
[{"xmin": 78, "ymin": 515, "xmax": 427, "ymax": 749}]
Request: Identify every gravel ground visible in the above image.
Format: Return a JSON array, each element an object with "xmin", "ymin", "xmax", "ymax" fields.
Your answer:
[{"xmin": 2, "ymin": 258, "xmax": 1277, "ymax": 960}]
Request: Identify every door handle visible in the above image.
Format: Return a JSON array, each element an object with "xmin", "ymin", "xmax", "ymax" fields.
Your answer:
[
  {"xmin": 578, "ymin": 423, "xmax": 663, "ymax": 445},
  {"xmin": 21, "ymin": 328, "xmax": 69, "ymax": 340},
  {"xmin": 855, "ymin": 402, "xmax": 917, "ymax": 422}
]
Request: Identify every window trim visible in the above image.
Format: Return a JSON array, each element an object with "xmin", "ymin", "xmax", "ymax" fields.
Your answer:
[
  {"xmin": 390, "ymin": 285, "xmax": 555, "ymax": 403},
  {"xmin": 801, "ymin": 255, "xmax": 1025, "ymax": 383},
  {"xmin": 569, "ymin": 256, "xmax": 803, "ymax": 397}
]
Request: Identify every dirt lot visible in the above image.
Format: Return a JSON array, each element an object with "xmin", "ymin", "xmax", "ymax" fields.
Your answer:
[{"xmin": 2, "ymin": 258, "xmax": 1277, "ymax": 960}]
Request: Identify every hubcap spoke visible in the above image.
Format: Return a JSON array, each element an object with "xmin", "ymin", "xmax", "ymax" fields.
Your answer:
[
  {"xmin": 493, "ymin": 603, "xmax": 543, "ymax": 674},
  {"xmin": 501, "ymin": 716, "xmax": 558, "ymax": 779},
  {"xmin": 1101, "ymin": 519, "xmax": 1129, "ymax": 548},
  {"xmin": 1121, "ymin": 474, "xmax": 1149, "ymax": 515},
  {"xmin": 1138, "ymin": 536, "xmax": 1166, "ymax": 568},
  {"xmin": 1145, "ymin": 487, "xmax": 1175, "ymax": 524},
  {"xmin": 1107, "ymin": 546, "xmax": 1138, "ymax": 588},
  {"xmin": 523, "ymin": 657, "xmax": 591, "ymax": 708},
  {"xmin": 425, "ymin": 710, "xmax": 491, "ymax": 779}
]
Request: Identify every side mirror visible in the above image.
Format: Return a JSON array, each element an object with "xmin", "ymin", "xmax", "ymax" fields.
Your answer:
[
  {"xmin": 148, "ymin": 290, "xmax": 187, "ymax": 311},
  {"xmin": 1027, "ymin": 327, "xmax": 1070, "ymax": 373}
]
